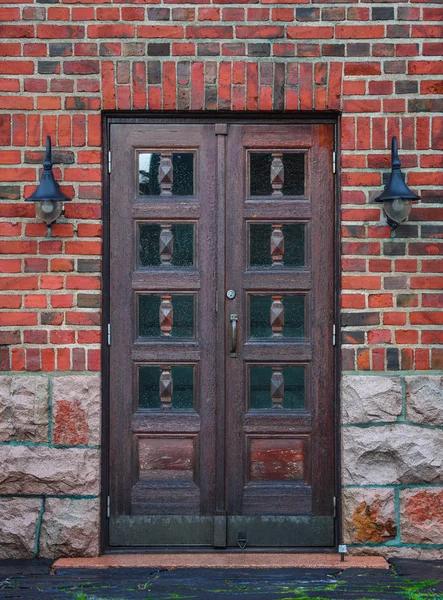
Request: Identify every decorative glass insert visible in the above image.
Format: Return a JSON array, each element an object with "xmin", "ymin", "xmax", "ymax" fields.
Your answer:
[
  {"xmin": 249, "ymin": 366, "xmax": 305, "ymax": 410},
  {"xmin": 139, "ymin": 365, "xmax": 194, "ymax": 410},
  {"xmin": 250, "ymin": 152, "xmax": 305, "ymax": 197},
  {"xmin": 249, "ymin": 223, "xmax": 305, "ymax": 268},
  {"xmin": 138, "ymin": 294, "xmax": 194, "ymax": 338},
  {"xmin": 139, "ymin": 152, "xmax": 194, "ymax": 196},
  {"xmin": 250, "ymin": 295, "xmax": 305, "ymax": 338},
  {"xmin": 139, "ymin": 223, "xmax": 194, "ymax": 267}
]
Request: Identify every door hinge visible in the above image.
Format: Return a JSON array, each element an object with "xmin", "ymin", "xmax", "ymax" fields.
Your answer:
[
  {"xmin": 333, "ymin": 496, "xmax": 337, "ymax": 518},
  {"xmin": 106, "ymin": 495, "xmax": 111, "ymax": 518},
  {"xmin": 332, "ymin": 151, "xmax": 336, "ymax": 174},
  {"xmin": 332, "ymin": 324, "xmax": 336, "ymax": 346},
  {"xmin": 108, "ymin": 151, "xmax": 112, "ymax": 174},
  {"xmin": 107, "ymin": 323, "xmax": 111, "ymax": 346}
]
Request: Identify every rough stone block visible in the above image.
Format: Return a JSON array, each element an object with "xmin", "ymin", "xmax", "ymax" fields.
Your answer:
[
  {"xmin": 0, "ymin": 445, "xmax": 100, "ymax": 495},
  {"xmin": 400, "ymin": 488, "xmax": 443, "ymax": 544},
  {"xmin": 52, "ymin": 375, "xmax": 101, "ymax": 446},
  {"xmin": 342, "ymin": 375, "xmax": 402, "ymax": 424},
  {"xmin": 39, "ymin": 498, "xmax": 100, "ymax": 558},
  {"xmin": 0, "ymin": 376, "xmax": 49, "ymax": 442},
  {"xmin": 405, "ymin": 376, "xmax": 443, "ymax": 426},
  {"xmin": 342, "ymin": 488, "xmax": 396, "ymax": 544},
  {"xmin": 343, "ymin": 424, "xmax": 443, "ymax": 485},
  {"xmin": 0, "ymin": 497, "xmax": 42, "ymax": 559}
]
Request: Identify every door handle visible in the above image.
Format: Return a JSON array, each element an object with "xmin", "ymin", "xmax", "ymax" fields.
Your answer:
[{"xmin": 230, "ymin": 314, "xmax": 238, "ymax": 357}]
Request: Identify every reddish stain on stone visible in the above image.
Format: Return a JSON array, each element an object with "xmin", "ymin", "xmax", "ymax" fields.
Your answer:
[
  {"xmin": 54, "ymin": 399, "xmax": 88, "ymax": 446},
  {"xmin": 351, "ymin": 496, "xmax": 396, "ymax": 543},
  {"xmin": 405, "ymin": 490, "xmax": 443, "ymax": 525}
]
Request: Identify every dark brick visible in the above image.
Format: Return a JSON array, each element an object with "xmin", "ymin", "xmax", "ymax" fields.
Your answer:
[
  {"xmin": 296, "ymin": 7, "xmax": 320, "ymax": 21},
  {"xmin": 383, "ymin": 242, "xmax": 406, "ymax": 256},
  {"xmin": 395, "ymin": 80, "xmax": 418, "ymax": 94},
  {"xmin": 409, "ymin": 99, "xmax": 443, "ymax": 112},
  {"xmin": 172, "ymin": 8, "xmax": 194, "ymax": 21},
  {"xmin": 122, "ymin": 42, "xmax": 145, "ymax": 57},
  {"xmin": 147, "ymin": 43, "xmax": 170, "ymax": 57},
  {"xmin": 38, "ymin": 61, "xmax": 60, "ymax": 74},
  {"xmin": 342, "ymin": 312, "xmax": 380, "ymax": 327},
  {"xmin": 387, "ymin": 348, "xmax": 400, "ymax": 371},
  {"xmin": 322, "ymin": 44, "xmax": 345, "ymax": 57},
  {"xmin": 322, "ymin": 7, "xmax": 345, "ymax": 20},
  {"xmin": 0, "ymin": 331, "xmax": 20, "ymax": 345},
  {"xmin": 422, "ymin": 225, "xmax": 443, "ymax": 239},
  {"xmin": 347, "ymin": 43, "xmax": 370, "ymax": 57},
  {"xmin": 77, "ymin": 259, "xmax": 101, "ymax": 273},
  {"xmin": 342, "ymin": 331, "xmax": 365, "ymax": 344},
  {"xmin": 197, "ymin": 43, "xmax": 220, "ymax": 56},
  {"xmin": 36, "ymin": 0, "xmax": 59, "ymax": 4},
  {"xmin": 421, "ymin": 191, "xmax": 443, "ymax": 203},
  {"xmin": 373, "ymin": 43, "xmax": 395, "ymax": 57},
  {"xmin": 0, "ymin": 186, "xmax": 20, "ymax": 200},
  {"xmin": 41, "ymin": 312, "xmax": 63, "ymax": 326},
  {"xmin": 25, "ymin": 150, "xmax": 74, "ymax": 164},
  {"xmin": 177, "ymin": 88, "xmax": 190, "ymax": 111},
  {"xmin": 384, "ymin": 276, "xmax": 409, "ymax": 290},
  {"xmin": 99, "ymin": 43, "xmax": 121, "ymax": 57},
  {"xmin": 77, "ymin": 293, "xmax": 101, "ymax": 308},
  {"xmin": 177, "ymin": 61, "xmax": 190, "ymax": 85},
  {"xmin": 204, "ymin": 86, "xmax": 217, "ymax": 110},
  {"xmin": 147, "ymin": 60, "xmax": 161, "ymax": 84},
  {"xmin": 372, "ymin": 7, "xmax": 394, "ymax": 20},
  {"xmin": 342, "ymin": 348, "xmax": 355, "ymax": 371},
  {"xmin": 274, "ymin": 62, "xmax": 285, "ymax": 110},
  {"xmin": 397, "ymin": 294, "xmax": 418, "ymax": 308},
  {"xmin": 248, "ymin": 43, "xmax": 270, "ymax": 57},
  {"xmin": 394, "ymin": 224, "xmax": 418, "ymax": 238},
  {"xmin": 147, "ymin": 8, "xmax": 170, "ymax": 20},
  {"xmin": 387, "ymin": 25, "xmax": 410, "ymax": 38},
  {"xmin": 49, "ymin": 43, "xmax": 72, "ymax": 57},
  {"xmin": 384, "ymin": 61, "xmax": 406, "ymax": 74}
]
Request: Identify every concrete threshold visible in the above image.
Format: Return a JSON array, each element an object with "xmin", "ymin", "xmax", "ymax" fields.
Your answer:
[{"xmin": 53, "ymin": 554, "xmax": 389, "ymax": 571}]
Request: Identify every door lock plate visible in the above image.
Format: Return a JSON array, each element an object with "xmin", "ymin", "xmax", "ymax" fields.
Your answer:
[{"xmin": 226, "ymin": 290, "xmax": 236, "ymax": 299}]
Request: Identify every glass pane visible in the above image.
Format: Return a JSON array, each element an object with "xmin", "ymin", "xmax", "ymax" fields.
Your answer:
[
  {"xmin": 250, "ymin": 295, "xmax": 305, "ymax": 338},
  {"xmin": 250, "ymin": 153, "xmax": 305, "ymax": 196},
  {"xmin": 139, "ymin": 152, "xmax": 194, "ymax": 196},
  {"xmin": 249, "ymin": 223, "xmax": 305, "ymax": 267},
  {"xmin": 139, "ymin": 294, "xmax": 194, "ymax": 338},
  {"xmin": 249, "ymin": 366, "xmax": 305, "ymax": 410},
  {"xmin": 139, "ymin": 365, "xmax": 194, "ymax": 410},
  {"xmin": 139, "ymin": 223, "xmax": 194, "ymax": 267}
]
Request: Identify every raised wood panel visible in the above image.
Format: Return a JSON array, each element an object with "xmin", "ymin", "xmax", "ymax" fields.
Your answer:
[{"xmin": 249, "ymin": 437, "xmax": 307, "ymax": 482}]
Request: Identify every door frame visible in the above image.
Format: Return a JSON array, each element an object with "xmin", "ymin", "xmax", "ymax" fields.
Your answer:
[{"xmin": 101, "ymin": 112, "xmax": 342, "ymax": 554}]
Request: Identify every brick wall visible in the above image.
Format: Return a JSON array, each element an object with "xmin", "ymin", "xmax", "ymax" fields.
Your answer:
[{"xmin": 0, "ymin": 0, "xmax": 442, "ymax": 558}]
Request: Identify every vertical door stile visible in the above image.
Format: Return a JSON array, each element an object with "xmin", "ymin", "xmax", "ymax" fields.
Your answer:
[{"xmin": 214, "ymin": 123, "xmax": 228, "ymax": 547}]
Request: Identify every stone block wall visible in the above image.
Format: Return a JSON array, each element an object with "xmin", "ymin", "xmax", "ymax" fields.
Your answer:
[
  {"xmin": 0, "ymin": 374, "xmax": 100, "ymax": 558},
  {"xmin": 342, "ymin": 374, "xmax": 443, "ymax": 558}
]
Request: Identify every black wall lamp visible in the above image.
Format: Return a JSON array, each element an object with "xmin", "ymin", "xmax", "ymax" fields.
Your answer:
[
  {"xmin": 375, "ymin": 136, "xmax": 420, "ymax": 229},
  {"xmin": 25, "ymin": 136, "xmax": 71, "ymax": 234}
]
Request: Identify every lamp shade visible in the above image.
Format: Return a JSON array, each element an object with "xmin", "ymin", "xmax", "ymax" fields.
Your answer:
[
  {"xmin": 25, "ymin": 136, "xmax": 71, "ymax": 204},
  {"xmin": 375, "ymin": 137, "xmax": 420, "ymax": 203}
]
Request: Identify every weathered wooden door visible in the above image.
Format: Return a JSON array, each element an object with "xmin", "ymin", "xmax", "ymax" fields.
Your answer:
[{"xmin": 108, "ymin": 120, "xmax": 335, "ymax": 548}]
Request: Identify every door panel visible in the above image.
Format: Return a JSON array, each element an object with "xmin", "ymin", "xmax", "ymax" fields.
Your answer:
[
  {"xmin": 109, "ymin": 124, "xmax": 218, "ymax": 545},
  {"xmin": 108, "ymin": 120, "xmax": 335, "ymax": 548}
]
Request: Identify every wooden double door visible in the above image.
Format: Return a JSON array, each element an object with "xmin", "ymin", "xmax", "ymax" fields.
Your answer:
[{"xmin": 108, "ymin": 119, "xmax": 335, "ymax": 548}]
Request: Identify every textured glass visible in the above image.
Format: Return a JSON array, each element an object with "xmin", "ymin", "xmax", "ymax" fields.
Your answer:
[
  {"xmin": 138, "ymin": 295, "xmax": 194, "ymax": 338},
  {"xmin": 139, "ymin": 365, "xmax": 194, "ymax": 409},
  {"xmin": 139, "ymin": 223, "xmax": 194, "ymax": 267},
  {"xmin": 250, "ymin": 153, "xmax": 305, "ymax": 196},
  {"xmin": 249, "ymin": 224, "xmax": 305, "ymax": 267},
  {"xmin": 139, "ymin": 153, "xmax": 194, "ymax": 196},
  {"xmin": 250, "ymin": 295, "xmax": 305, "ymax": 338},
  {"xmin": 249, "ymin": 366, "xmax": 305, "ymax": 410}
]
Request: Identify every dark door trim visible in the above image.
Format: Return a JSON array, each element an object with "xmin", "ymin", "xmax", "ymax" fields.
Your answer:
[{"xmin": 101, "ymin": 112, "xmax": 341, "ymax": 554}]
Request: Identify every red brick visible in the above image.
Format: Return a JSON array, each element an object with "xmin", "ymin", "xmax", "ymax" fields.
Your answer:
[
  {"xmin": 187, "ymin": 26, "xmax": 232, "ymax": 38},
  {"xmin": 287, "ymin": 26, "xmax": 333, "ymax": 39},
  {"xmin": 337, "ymin": 25, "xmax": 384, "ymax": 39},
  {"xmin": 368, "ymin": 330, "xmax": 391, "ymax": 344},
  {"xmin": 37, "ymin": 25, "xmax": 84, "ymax": 39}
]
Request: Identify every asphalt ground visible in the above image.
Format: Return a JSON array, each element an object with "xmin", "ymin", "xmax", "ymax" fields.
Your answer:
[{"xmin": 0, "ymin": 559, "xmax": 442, "ymax": 599}]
